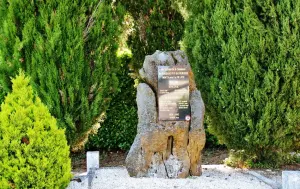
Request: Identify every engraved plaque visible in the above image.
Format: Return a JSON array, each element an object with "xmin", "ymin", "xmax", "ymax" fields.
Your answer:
[{"xmin": 158, "ymin": 66, "xmax": 190, "ymax": 121}]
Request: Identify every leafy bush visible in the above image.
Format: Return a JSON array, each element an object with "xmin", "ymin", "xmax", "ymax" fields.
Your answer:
[
  {"xmin": 184, "ymin": 0, "xmax": 300, "ymax": 165},
  {"xmin": 86, "ymin": 55, "xmax": 138, "ymax": 151},
  {"xmin": 0, "ymin": 0, "xmax": 125, "ymax": 148},
  {"xmin": 203, "ymin": 116, "xmax": 224, "ymax": 148},
  {"xmin": 0, "ymin": 72, "xmax": 71, "ymax": 188},
  {"xmin": 119, "ymin": 0, "xmax": 184, "ymax": 70}
]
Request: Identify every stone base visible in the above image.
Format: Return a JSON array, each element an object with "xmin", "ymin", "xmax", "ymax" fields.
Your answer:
[{"xmin": 282, "ymin": 171, "xmax": 300, "ymax": 189}]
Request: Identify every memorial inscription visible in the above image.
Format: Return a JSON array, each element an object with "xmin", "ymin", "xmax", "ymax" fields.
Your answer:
[{"xmin": 158, "ymin": 66, "xmax": 190, "ymax": 121}]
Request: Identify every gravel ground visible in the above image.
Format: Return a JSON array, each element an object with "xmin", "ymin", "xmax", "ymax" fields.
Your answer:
[{"xmin": 68, "ymin": 165, "xmax": 275, "ymax": 189}]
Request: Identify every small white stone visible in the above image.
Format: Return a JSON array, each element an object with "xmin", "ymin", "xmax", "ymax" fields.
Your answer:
[
  {"xmin": 282, "ymin": 171, "xmax": 300, "ymax": 189},
  {"xmin": 87, "ymin": 151, "xmax": 99, "ymax": 172}
]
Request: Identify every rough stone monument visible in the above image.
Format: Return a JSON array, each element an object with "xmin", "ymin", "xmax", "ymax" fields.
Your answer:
[{"xmin": 126, "ymin": 50, "xmax": 206, "ymax": 178}]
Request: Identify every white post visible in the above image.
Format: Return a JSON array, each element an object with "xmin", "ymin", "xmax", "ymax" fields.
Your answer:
[{"xmin": 86, "ymin": 151, "xmax": 99, "ymax": 172}]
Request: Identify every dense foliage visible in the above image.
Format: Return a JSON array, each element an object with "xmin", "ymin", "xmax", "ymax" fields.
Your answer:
[
  {"xmin": 119, "ymin": 0, "xmax": 184, "ymax": 70},
  {"xmin": 85, "ymin": 0, "xmax": 185, "ymax": 151},
  {"xmin": 86, "ymin": 55, "xmax": 137, "ymax": 151},
  {"xmin": 0, "ymin": 72, "xmax": 71, "ymax": 188},
  {"xmin": 184, "ymin": 0, "xmax": 300, "ymax": 165},
  {"xmin": 0, "ymin": 0, "xmax": 124, "ymax": 147}
]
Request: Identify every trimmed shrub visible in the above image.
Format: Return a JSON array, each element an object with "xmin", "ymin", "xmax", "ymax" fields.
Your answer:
[
  {"xmin": 0, "ymin": 0, "xmax": 125, "ymax": 148},
  {"xmin": 119, "ymin": 0, "xmax": 184, "ymax": 70},
  {"xmin": 0, "ymin": 72, "xmax": 71, "ymax": 188},
  {"xmin": 184, "ymin": 0, "xmax": 300, "ymax": 165},
  {"xmin": 86, "ymin": 55, "xmax": 138, "ymax": 151}
]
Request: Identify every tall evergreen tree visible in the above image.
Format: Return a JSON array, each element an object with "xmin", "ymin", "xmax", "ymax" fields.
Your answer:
[
  {"xmin": 184, "ymin": 0, "xmax": 300, "ymax": 165},
  {"xmin": 119, "ymin": 0, "xmax": 184, "ymax": 70},
  {"xmin": 0, "ymin": 0, "xmax": 125, "ymax": 148}
]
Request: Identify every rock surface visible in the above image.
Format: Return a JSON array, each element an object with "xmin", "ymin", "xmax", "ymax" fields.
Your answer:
[{"xmin": 126, "ymin": 50, "xmax": 206, "ymax": 178}]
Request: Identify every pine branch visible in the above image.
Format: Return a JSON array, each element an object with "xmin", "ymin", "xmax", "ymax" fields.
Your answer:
[{"xmin": 84, "ymin": 0, "xmax": 103, "ymax": 40}]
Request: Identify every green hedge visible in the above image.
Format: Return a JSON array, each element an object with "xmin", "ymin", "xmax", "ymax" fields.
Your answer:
[
  {"xmin": 184, "ymin": 0, "xmax": 300, "ymax": 166},
  {"xmin": 119, "ymin": 0, "xmax": 184, "ymax": 70},
  {"xmin": 0, "ymin": 0, "xmax": 124, "ymax": 148},
  {"xmin": 0, "ymin": 72, "xmax": 71, "ymax": 188},
  {"xmin": 86, "ymin": 55, "xmax": 137, "ymax": 151},
  {"xmin": 204, "ymin": 118, "xmax": 224, "ymax": 149}
]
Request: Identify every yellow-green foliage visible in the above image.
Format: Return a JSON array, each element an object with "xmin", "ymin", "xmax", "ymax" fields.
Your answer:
[{"xmin": 0, "ymin": 72, "xmax": 71, "ymax": 188}]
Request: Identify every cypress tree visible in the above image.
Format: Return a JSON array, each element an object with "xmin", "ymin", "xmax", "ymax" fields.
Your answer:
[
  {"xmin": 184, "ymin": 0, "xmax": 300, "ymax": 165},
  {"xmin": 0, "ymin": 0, "xmax": 125, "ymax": 148},
  {"xmin": 119, "ymin": 0, "xmax": 184, "ymax": 69},
  {"xmin": 86, "ymin": 54, "xmax": 138, "ymax": 151}
]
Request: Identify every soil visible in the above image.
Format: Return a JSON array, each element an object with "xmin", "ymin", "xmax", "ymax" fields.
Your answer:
[
  {"xmin": 281, "ymin": 163, "xmax": 300, "ymax": 170},
  {"xmin": 71, "ymin": 148, "xmax": 229, "ymax": 173}
]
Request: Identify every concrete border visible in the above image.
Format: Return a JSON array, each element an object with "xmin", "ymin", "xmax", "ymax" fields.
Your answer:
[{"xmin": 244, "ymin": 170, "xmax": 281, "ymax": 189}]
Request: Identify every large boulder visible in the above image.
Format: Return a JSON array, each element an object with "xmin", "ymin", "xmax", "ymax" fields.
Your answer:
[{"xmin": 126, "ymin": 50, "xmax": 205, "ymax": 178}]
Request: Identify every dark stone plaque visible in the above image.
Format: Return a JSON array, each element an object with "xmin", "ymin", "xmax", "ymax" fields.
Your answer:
[{"xmin": 158, "ymin": 66, "xmax": 190, "ymax": 121}]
